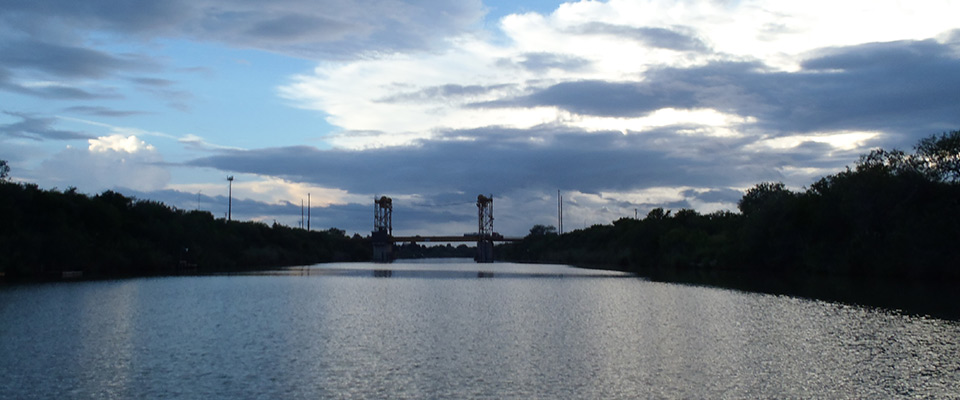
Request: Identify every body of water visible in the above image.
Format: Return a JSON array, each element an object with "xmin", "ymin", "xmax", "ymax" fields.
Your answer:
[{"xmin": 1, "ymin": 259, "xmax": 958, "ymax": 398}]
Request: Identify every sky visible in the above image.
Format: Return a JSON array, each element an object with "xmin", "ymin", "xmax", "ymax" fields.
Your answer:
[{"xmin": 2, "ymin": 0, "xmax": 960, "ymax": 237}]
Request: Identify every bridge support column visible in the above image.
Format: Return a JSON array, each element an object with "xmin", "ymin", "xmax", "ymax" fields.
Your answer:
[
  {"xmin": 372, "ymin": 196, "xmax": 394, "ymax": 263},
  {"xmin": 476, "ymin": 240, "xmax": 493, "ymax": 263},
  {"xmin": 372, "ymin": 235, "xmax": 394, "ymax": 262},
  {"xmin": 476, "ymin": 194, "xmax": 495, "ymax": 263}
]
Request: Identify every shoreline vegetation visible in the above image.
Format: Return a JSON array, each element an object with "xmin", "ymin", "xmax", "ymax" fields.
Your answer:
[
  {"xmin": 495, "ymin": 130, "xmax": 960, "ymax": 318},
  {"xmin": 3, "ymin": 131, "xmax": 959, "ymax": 317},
  {"xmin": 499, "ymin": 130, "xmax": 960, "ymax": 282},
  {"xmin": 0, "ymin": 177, "xmax": 369, "ymax": 281}
]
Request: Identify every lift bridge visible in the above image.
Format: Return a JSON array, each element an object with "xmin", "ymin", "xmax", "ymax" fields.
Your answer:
[{"xmin": 371, "ymin": 195, "xmax": 520, "ymax": 263}]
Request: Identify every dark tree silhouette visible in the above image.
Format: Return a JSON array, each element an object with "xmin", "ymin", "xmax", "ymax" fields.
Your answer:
[
  {"xmin": 1, "ymin": 182, "xmax": 370, "ymax": 280},
  {"xmin": 499, "ymin": 130, "xmax": 960, "ymax": 281},
  {"xmin": 0, "ymin": 160, "xmax": 9, "ymax": 181}
]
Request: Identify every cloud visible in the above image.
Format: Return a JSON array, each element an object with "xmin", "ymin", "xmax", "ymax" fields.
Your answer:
[
  {"xmin": 376, "ymin": 83, "xmax": 517, "ymax": 104},
  {"xmin": 129, "ymin": 77, "xmax": 176, "ymax": 87},
  {"xmin": 187, "ymin": 124, "xmax": 832, "ymax": 197},
  {"xmin": 6, "ymin": 0, "xmax": 960, "ymax": 236},
  {"xmin": 0, "ymin": 112, "xmax": 94, "ymax": 141},
  {"xmin": 0, "ymin": 0, "xmax": 485, "ymax": 59},
  {"xmin": 510, "ymin": 52, "xmax": 592, "ymax": 72},
  {"xmin": 0, "ymin": 69, "xmax": 120, "ymax": 99},
  {"xmin": 120, "ymin": 187, "xmax": 374, "ymax": 233},
  {"xmin": 681, "ymin": 188, "xmax": 744, "ymax": 205},
  {"xmin": 279, "ymin": 0, "xmax": 960, "ymax": 151},
  {"xmin": 0, "ymin": 39, "xmax": 148, "ymax": 79},
  {"xmin": 485, "ymin": 39, "xmax": 960, "ymax": 142},
  {"xmin": 88, "ymin": 134, "xmax": 156, "ymax": 153},
  {"xmin": 572, "ymin": 22, "xmax": 709, "ymax": 52},
  {"xmin": 62, "ymin": 106, "xmax": 148, "ymax": 117},
  {"xmin": 33, "ymin": 134, "xmax": 169, "ymax": 192}
]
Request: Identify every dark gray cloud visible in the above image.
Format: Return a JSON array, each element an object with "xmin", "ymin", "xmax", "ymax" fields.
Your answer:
[
  {"xmin": 509, "ymin": 52, "xmax": 592, "ymax": 72},
  {"xmin": 187, "ymin": 124, "xmax": 826, "ymax": 197},
  {"xmin": 377, "ymin": 83, "xmax": 515, "ymax": 103},
  {"xmin": 0, "ymin": 0, "xmax": 484, "ymax": 60},
  {"xmin": 1, "ymin": 0, "xmax": 190, "ymax": 36},
  {"xmin": 0, "ymin": 67, "xmax": 120, "ymax": 99},
  {"xmin": 62, "ymin": 106, "xmax": 148, "ymax": 117},
  {"xmin": 0, "ymin": 112, "xmax": 94, "ymax": 141},
  {"xmin": 474, "ymin": 79, "xmax": 699, "ymax": 116},
  {"xmin": 181, "ymin": 119, "xmax": 870, "ymax": 234},
  {"xmin": 0, "ymin": 0, "xmax": 485, "ymax": 105},
  {"xmin": 130, "ymin": 77, "xmax": 176, "ymax": 87},
  {"xmin": 243, "ymin": 14, "xmax": 358, "ymax": 43},
  {"xmin": 573, "ymin": 22, "xmax": 709, "ymax": 52},
  {"xmin": 482, "ymin": 39, "xmax": 960, "ymax": 146},
  {"xmin": 0, "ymin": 39, "xmax": 147, "ymax": 79}
]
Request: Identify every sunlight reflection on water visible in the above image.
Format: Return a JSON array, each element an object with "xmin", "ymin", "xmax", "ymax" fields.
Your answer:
[{"xmin": 1, "ymin": 261, "xmax": 958, "ymax": 398}]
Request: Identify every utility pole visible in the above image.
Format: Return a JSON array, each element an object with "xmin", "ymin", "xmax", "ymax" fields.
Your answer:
[
  {"xmin": 307, "ymin": 193, "xmax": 311, "ymax": 231},
  {"xmin": 558, "ymin": 190, "xmax": 563, "ymax": 235},
  {"xmin": 227, "ymin": 176, "xmax": 234, "ymax": 221},
  {"xmin": 301, "ymin": 199, "xmax": 304, "ymax": 229}
]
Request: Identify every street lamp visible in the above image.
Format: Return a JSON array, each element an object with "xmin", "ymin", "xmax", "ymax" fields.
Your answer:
[{"xmin": 227, "ymin": 176, "xmax": 234, "ymax": 221}]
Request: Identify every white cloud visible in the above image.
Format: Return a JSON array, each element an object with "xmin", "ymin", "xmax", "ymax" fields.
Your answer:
[
  {"xmin": 171, "ymin": 176, "xmax": 367, "ymax": 207},
  {"xmin": 88, "ymin": 134, "xmax": 156, "ymax": 153},
  {"xmin": 35, "ymin": 135, "xmax": 169, "ymax": 192},
  {"xmin": 747, "ymin": 130, "xmax": 881, "ymax": 152}
]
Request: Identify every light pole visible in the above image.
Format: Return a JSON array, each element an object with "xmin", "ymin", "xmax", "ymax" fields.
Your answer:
[{"xmin": 227, "ymin": 176, "xmax": 234, "ymax": 221}]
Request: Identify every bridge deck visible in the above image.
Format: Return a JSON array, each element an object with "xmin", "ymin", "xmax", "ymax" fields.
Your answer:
[{"xmin": 391, "ymin": 235, "xmax": 521, "ymax": 243}]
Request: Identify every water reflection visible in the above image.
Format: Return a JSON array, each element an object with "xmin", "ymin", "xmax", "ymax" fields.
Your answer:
[
  {"xmin": 1, "ymin": 262, "xmax": 958, "ymax": 398},
  {"xmin": 641, "ymin": 268, "xmax": 960, "ymax": 320}
]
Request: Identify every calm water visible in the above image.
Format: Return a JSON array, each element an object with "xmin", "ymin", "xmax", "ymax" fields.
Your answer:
[{"xmin": 1, "ymin": 259, "xmax": 958, "ymax": 398}]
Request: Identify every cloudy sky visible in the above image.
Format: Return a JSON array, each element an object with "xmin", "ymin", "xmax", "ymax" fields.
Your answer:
[{"xmin": 2, "ymin": 0, "xmax": 959, "ymax": 236}]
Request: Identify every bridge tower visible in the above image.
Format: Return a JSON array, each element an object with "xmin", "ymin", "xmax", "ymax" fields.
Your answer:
[
  {"xmin": 372, "ymin": 196, "xmax": 394, "ymax": 262},
  {"xmin": 476, "ymin": 194, "xmax": 494, "ymax": 263}
]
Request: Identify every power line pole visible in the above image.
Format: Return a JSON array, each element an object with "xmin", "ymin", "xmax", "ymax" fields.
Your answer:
[
  {"xmin": 307, "ymin": 193, "xmax": 311, "ymax": 231},
  {"xmin": 227, "ymin": 176, "xmax": 234, "ymax": 221},
  {"xmin": 558, "ymin": 190, "xmax": 563, "ymax": 235}
]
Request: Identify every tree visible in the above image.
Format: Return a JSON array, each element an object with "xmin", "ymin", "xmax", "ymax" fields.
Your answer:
[
  {"xmin": 913, "ymin": 129, "xmax": 960, "ymax": 183},
  {"xmin": 738, "ymin": 182, "xmax": 793, "ymax": 215},
  {"xmin": 645, "ymin": 207, "xmax": 671, "ymax": 220},
  {"xmin": 528, "ymin": 224, "xmax": 557, "ymax": 236},
  {"xmin": 0, "ymin": 160, "xmax": 9, "ymax": 181}
]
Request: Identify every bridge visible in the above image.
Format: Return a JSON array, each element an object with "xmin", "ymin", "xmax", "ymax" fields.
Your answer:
[{"xmin": 371, "ymin": 195, "xmax": 521, "ymax": 263}]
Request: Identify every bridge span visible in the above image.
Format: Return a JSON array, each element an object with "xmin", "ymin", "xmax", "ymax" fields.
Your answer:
[
  {"xmin": 390, "ymin": 235, "xmax": 521, "ymax": 243},
  {"xmin": 371, "ymin": 195, "xmax": 521, "ymax": 263}
]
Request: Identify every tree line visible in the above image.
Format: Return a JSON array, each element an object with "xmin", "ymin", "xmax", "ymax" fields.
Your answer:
[
  {"xmin": 0, "ymin": 176, "xmax": 369, "ymax": 280},
  {"xmin": 498, "ymin": 130, "xmax": 960, "ymax": 281}
]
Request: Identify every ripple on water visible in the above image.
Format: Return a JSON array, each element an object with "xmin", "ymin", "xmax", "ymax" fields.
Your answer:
[{"xmin": 1, "ymin": 262, "xmax": 958, "ymax": 398}]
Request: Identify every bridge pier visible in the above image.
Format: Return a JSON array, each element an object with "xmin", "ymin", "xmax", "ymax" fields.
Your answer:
[
  {"xmin": 372, "ymin": 196, "xmax": 394, "ymax": 263},
  {"xmin": 476, "ymin": 240, "xmax": 493, "ymax": 263},
  {"xmin": 372, "ymin": 231, "xmax": 394, "ymax": 263},
  {"xmin": 476, "ymin": 194, "xmax": 495, "ymax": 263}
]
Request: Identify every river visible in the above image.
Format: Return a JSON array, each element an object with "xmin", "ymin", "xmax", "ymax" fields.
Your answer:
[{"xmin": 1, "ymin": 259, "xmax": 958, "ymax": 398}]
